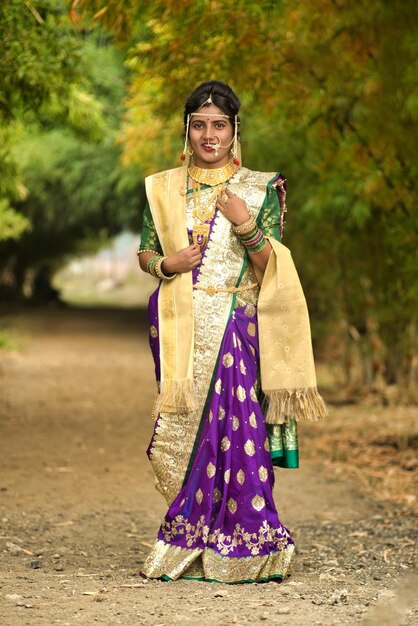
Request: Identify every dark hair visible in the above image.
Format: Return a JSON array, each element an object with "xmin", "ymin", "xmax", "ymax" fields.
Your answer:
[{"xmin": 183, "ymin": 80, "xmax": 240, "ymax": 137}]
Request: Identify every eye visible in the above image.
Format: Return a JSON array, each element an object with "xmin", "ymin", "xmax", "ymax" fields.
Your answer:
[
  {"xmin": 215, "ymin": 122, "xmax": 226, "ymax": 129},
  {"xmin": 192, "ymin": 122, "xmax": 204, "ymax": 129}
]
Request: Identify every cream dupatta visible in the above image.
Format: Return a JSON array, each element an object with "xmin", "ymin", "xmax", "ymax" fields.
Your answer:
[{"xmin": 145, "ymin": 167, "xmax": 196, "ymax": 414}]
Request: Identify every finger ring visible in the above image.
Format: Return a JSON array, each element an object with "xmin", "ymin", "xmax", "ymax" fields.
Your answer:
[{"xmin": 221, "ymin": 194, "xmax": 228, "ymax": 203}]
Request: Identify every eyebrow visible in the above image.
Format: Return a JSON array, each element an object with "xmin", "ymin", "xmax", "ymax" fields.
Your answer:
[{"xmin": 191, "ymin": 118, "xmax": 227, "ymax": 123}]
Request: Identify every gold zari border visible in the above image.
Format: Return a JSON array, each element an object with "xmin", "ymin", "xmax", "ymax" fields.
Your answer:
[{"xmin": 142, "ymin": 539, "xmax": 294, "ymax": 583}]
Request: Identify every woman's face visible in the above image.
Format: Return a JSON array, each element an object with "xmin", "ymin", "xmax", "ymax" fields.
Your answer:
[{"xmin": 188, "ymin": 104, "xmax": 234, "ymax": 169}]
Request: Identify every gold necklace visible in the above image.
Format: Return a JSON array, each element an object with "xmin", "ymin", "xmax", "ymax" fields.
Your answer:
[
  {"xmin": 192, "ymin": 182, "xmax": 222, "ymax": 223},
  {"xmin": 190, "ymin": 182, "xmax": 221, "ymax": 248},
  {"xmin": 188, "ymin": 160, "xmax": 235, "ymax": 187},
  {"xmin": 187, "ymin": 160, "xmax": 236, "ymax": 248}
]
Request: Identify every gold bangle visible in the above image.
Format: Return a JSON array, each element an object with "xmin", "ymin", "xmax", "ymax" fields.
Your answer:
[
  {"xmin": 137, "ymin": 248, "xmax": 160, "ymax": 256},
  {"xmin": 232, "ymin": 216, "xmax": 256, "ymax": 235},
  {"xmin": 155, "ymin": 257, "xmax": 176, "ymax": 281}
]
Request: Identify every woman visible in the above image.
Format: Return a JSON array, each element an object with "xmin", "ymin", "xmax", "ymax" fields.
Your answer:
[{"xmin": 137, "ymin": 80, "xmax": 326, "ymax": 584}]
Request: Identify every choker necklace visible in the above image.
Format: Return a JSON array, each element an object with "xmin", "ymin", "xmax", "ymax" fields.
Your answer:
[{"xmin": 187, "ymin": 160, "xmax": 236, "ymax": 187}]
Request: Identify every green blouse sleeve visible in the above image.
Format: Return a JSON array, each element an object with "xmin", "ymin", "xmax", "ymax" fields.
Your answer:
[
  {"xmin": 138, "ymin": 201, "xmax": 163, "ymax": 255},
  {"xmin": 258, "ymin": 184, "xmax": 282, "ymax": 242},
  {"xmin": 257, "ymin": 173, "xmax": 287, "ymax": 242}
]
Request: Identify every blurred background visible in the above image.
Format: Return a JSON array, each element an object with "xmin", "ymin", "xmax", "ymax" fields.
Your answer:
[{"xmin": 1, "ymin": 1, "xmax": 417, "ymax": 508}]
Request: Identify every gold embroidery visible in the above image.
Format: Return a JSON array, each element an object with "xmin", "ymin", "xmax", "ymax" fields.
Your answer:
[
  {"xmin": 239, "ymin": 359, "xmax": 247, "ymax": 375},
  {"xmin": 258, "ymin": 466, "xmax": 268, "ymax": 482},
  {"xmin": 232, "ymin": 332, "xmax": 237, "ymax": 348},
  {"xmin": 249, "ymin": 411, "xmax": 257, "ymax": 428},
  {"xmin": 207, "ymin": 461, "xmax": 216, "ymax": 478},
  {"xmin": 149, "ymin": 410, "xmax": 192, "ymax": 503},
  {"xmin": 244, "ymin": 304, "xmax": 256, "ymax": 317},
  {"xmin": 150, "ymin": 325, "xmax": 158, "ymax": 338},
  {"xmin": 232, "ymin": 416, "xmax": 240, "ymax": 431},
  {"xmin": 142, "ymin": 539, "xmax": 294, "ymax": 582},
  {"xmin": 158, "ymin": 514, "xmax": 291, "ymax": 558},
  {"xmin": 250, "ymin": 345, "xmax": 256, "ymax": 356},
  {"xmin": 237, "ymin": 469, "xmax": 245, "ymax": 485},
  {"xmin": 222, "ymin": 352, "xmax": 234, "ymax": 368},
  {"xmin": 213, "ymin": 488, "xmax": 222, "ymax": 503},
  {"xmin": 264, "ymin": 437, "xmax": 270, "ymax": 451},
  {"xmin": 227, "ymin": 498, "xmax": 237, "ymax": 514},
  {"xmin": 247, "ymin": 322, "xmax": 256, "ymax": 337},
  {"xmin": 215, "ymin": 378, "xmax": 222, "ymax": 394},
  {"xmin": 231, "ymin": 386, "xmax": 235, "ymax": 396},
  {"xmin": 250, "ymin": 386, "xmax": 258, "ymax": 402},
  {"xmin": 224, "ymin": 469, "xmax": 231, "ymax": 484},
  {"xmin": 218, "ymin": 406, "xmax": 225, "ymax": 420},
  {"xmin": 161, "ymin": 514, "xmax": 209, "ymax": 548},
  {"xmin": 236, "ymin": 385, "xmax": 246, "ymax": 402},
  {"xmin": 196, "ymin": 489, "xmax": 203, "ymax": 505},
  {"xmin": 283, "ymin": 418, "xmax": 299, "ymax": 449},
  {"xmin": 244, "ymin": 439, "xmax": 256, "ymax": 456},
  {"xmin": 208, "ymin": 409, "xmax": 213, "ymax": 424},
  {"xmin": 221, "ymin": 436, "xmax": 231, "ymax": 451},
  {"xmin": 251, "ymin": 495, "xmax": 266, "ymax": 512}
]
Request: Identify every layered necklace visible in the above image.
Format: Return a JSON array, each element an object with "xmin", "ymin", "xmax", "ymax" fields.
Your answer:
[{"xmin": 186, "ymin": 160, "xmax": 236, "ymax": 248}]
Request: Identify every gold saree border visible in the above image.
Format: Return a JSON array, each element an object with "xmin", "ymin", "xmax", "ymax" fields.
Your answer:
[{"xmin": 142, "ymin": 539, "xmax": 294, "ymax": 583}]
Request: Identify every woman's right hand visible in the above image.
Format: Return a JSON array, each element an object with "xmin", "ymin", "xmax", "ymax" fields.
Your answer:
[{"xmin": 162, "ymin": 244, "xmax": 202, "ymax": 274}]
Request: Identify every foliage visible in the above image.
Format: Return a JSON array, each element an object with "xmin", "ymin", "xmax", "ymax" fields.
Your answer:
[
  {"xmin": 0, "ymin": 200, "xmax": 31, "ymax": 243},
  {"xmin": 0, "ymin": 3, "xmax": 142, "ymax": 297},
  {"xmin": 71, "ymin": 0, "xmax": 418, "ymax": 391},
  {"xmin": 0, "ymin": 0, "xmax": 116, "ymax": 249}
]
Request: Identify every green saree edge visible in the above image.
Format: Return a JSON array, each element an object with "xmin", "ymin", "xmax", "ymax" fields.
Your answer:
[
  {"xmin": 161, "ymin": 574, "xmax": 284, "ymax": 584},
  {"xmin": 271, "ymin": 449, "xmax": 299, "ymax": 468}
]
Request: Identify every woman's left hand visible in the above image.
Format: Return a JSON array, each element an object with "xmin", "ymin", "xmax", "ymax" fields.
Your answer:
[{"xmin": 216, "ymin": 188, "xmax": 250, "ymax": 226}]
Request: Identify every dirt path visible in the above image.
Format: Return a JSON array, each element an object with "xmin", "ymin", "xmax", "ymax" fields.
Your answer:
[{"xmin": 0, "ymin": 307, "xmax": 416, "ymax": 626}]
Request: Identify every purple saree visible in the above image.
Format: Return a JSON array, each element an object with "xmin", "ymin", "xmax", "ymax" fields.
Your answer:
[{"xmin": 141, "ymin": 169, "xmax": 298, "ymax": 583}]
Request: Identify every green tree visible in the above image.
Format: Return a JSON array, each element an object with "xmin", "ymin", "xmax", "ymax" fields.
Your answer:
[
  {"xmin": 0, "ymin": 37, "xmax": 142, "ymax": 298},
  {"xmin": 72, "ymin": 0, "xmax": 418, "ymax": 393},
  {"xmin": 0, "ymin": 0, "xmax": 84, "ymax": 241}
]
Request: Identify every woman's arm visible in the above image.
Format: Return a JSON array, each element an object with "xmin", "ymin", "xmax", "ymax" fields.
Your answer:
[
  {"xmin": 137, "ymin": 202, "xmax": 201, "ymax": 276},
  {"xmin": 139, "ymin": 247, "xmax": 202, "ymax": 275},
  {"xmin": 215, "ymin": 188, "xmax": 274, "ymax": 273},
  {"xmin": 246, "ymin": 239, "xmax": 272, "ymax": 273}
]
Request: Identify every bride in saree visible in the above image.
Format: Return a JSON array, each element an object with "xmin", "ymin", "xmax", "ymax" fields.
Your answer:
[{"xmin": 137, "ymin": 80, "xmax": 326, "ymax": 584}]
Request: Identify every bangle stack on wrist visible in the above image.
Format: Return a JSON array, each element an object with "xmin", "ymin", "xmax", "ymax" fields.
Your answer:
[
  {"xmin": 233, "ymin": 217, "xmax": 267, "ymax": 254},
  {"xmin": 147, "ymin": 255, "xmax": 176, "ymax": 280}
]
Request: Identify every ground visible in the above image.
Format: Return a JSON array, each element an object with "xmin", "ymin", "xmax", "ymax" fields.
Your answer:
[{"xmin": 0, "ymin": 307, "xmax": 417, "ymax": 626}]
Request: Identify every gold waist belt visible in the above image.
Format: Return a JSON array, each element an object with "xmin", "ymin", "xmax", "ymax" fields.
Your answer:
[{"xmin": 193, "ymin": 281, "xmax": 259, "ymax": 296}]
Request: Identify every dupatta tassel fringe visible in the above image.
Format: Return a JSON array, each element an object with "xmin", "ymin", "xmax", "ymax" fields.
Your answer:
[
  {"xmin": 157, "ymin": 379, "xmax": 197, "ymax": 414},
  {"xmin": 264, "ymin": 387, "xmax": 327, "ymax": 424}
]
